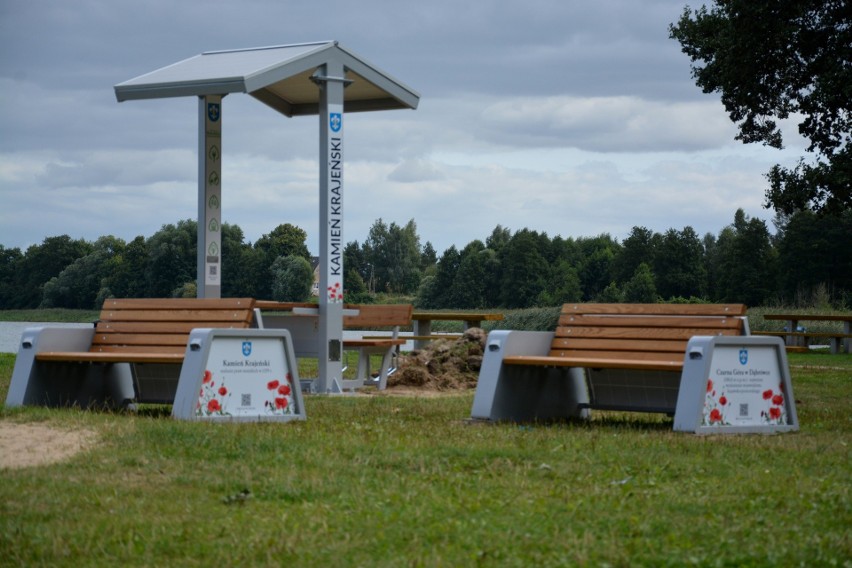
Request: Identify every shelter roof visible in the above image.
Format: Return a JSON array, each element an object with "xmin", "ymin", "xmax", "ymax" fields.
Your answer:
[{"xmin": 114, "ymin": 41, "xmax": 419, "ymax": 116}]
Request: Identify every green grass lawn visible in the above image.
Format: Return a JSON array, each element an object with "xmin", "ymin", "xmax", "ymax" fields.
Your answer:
[{"xmin": 0, "ymin": 352, "xmax": 850, "ymax": 566}]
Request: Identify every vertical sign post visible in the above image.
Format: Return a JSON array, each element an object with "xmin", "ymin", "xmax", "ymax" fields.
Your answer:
[
  {"xmin": 314, "ymin": 62, "xmax": 348, "ymax": 392},
  {"xmin": 198, "ymin": 95, "xmax": 223, "ymax": 298}
]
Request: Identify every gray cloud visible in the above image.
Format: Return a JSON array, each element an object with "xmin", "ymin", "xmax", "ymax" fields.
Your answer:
[{"xmin": 0, "ymin": 0, "xmax": 792, "ymax": 254}]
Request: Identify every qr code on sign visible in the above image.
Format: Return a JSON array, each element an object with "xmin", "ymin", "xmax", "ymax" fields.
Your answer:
[
  {"xmin": 241, "ymin": 393, "xmax": 251, "ymax": 406},
  {"xmin": 739, "ymin": 403, "xmax": 749, "ymax": 417},
  {"xmin": 209, "ymin": 265, "xmax": 217, "ymax": 276}
]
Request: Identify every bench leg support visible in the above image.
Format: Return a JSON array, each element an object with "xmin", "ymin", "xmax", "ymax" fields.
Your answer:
[
  {"xmin": 471, "ymin": 331, "xmax": 590, "ymax": 422},
  {"xmin": 6, "ymin": 327, "xmax": 134, "ymax": 409}
]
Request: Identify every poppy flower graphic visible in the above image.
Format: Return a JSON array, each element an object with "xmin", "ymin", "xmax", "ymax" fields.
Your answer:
[
  {"xmin": 328, "ymin": 281, "xmax": 343, "ymax": 302},
  {"xmin": 265, "ymin": 376, "xmax": 295, "ymax": 416},
  {"xmin": 709, "ymin": 409, "xmax": 722, "ymax": 423},
  {"xmin": 195, "ymin": 370, "xmax": 232, "ymax": 417},
  {"xmin": 772, "ymin": 394, "xmax": 783, "ymax": 405},
  {"xmin": 769, "ymin": 407, "xmax": 782, "ymax": 420},
  {"xmin": 762, "ymin": 389, "xmax": 773, "ymax": 400}
]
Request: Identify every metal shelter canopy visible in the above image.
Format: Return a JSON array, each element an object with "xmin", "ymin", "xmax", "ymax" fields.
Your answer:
[
  {"xmin": 115, "ymin": 40, "xmax": 419, "ymax": 114},
  {"xmin": 114, "ymin": 41, "xmax": 419, "ymax": 394}
]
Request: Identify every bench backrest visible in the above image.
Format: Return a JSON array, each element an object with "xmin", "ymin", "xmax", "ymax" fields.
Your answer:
[
  {"xmin": 343, "ymin": 304, "xmax": 412, "ymax": 330},
  {"xmin": 552, "ymin": 303, "xmax": 748, "ymax": 365},
  {"xmin": 254, "ymin": 301, "xmax": 412, "ymax": 330},
  {"xmin": 91, "ymin": 298, "xmax": 256, "ymax": 355}
]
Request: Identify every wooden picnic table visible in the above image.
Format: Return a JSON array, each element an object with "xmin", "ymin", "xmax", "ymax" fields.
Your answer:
[
  {"xmin": 410, "ymin": 311, "xmax": 503, "ymax": 349},
  {"xmin": 761, "ymin": 313, "xmax": 852, "ymax": 354}
]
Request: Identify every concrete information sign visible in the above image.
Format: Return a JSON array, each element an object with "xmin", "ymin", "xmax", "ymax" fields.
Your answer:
[
  {"xmin": 172, "ymin": 328, "xmax": 305, "ymax": 422},
  {"xmin": 674, "ymin": 336, "xmax": 798, "ymax": 434}
]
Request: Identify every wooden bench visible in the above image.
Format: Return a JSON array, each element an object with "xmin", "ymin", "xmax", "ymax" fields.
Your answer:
[
  {"xmin": 254, "ymin": 301, "xmax": 412, "ymax": 390},
  {"xmin": 754, "ymin": 313, "xmax": 852, "ymax": 354},
  {"xmin": 411, "ymin": 311, "xmax": 503, "ymax": 349},
  {"xmin": 471, "ymin": 303, "xmax": 749, "ymax": 422},
  {"xmin": 342, "ymin": 303, "xmax": 413, "ymax": 389},
  {"xmin": 7, "ymin": 298, "xmax": 256, "ymax": 407},
  {"xmin": 37, "ymin": 298, "xmax": 255, "ymax": 363}
]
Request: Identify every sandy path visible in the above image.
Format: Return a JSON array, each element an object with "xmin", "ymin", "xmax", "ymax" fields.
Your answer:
[{"xmin": 0, "ymin": 423, "xmax": 97, "ymax": 469}]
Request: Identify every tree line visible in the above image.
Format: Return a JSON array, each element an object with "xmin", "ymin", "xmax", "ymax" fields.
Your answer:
[{"xmin": 0, "ymin": 208, "xmax": 850, "ymax": 311}]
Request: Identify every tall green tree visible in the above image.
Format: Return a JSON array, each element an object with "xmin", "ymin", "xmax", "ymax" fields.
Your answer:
[
  {"xmin": 623, "ymin": 262, "xmax": 658, "ymax": 303},
  {"xmin": 448, "ymin": 241, "xmax": 489, "ymax": 309},
  {"xmin": 417, "ymin": 245, "xmax": 460, "ymax": 309},
  {"xmin": 146, "ymin": 220, "xmax": 197, "ymax": 298},
  {"xmin": 420, "ymin": 241, "xmax": 437, "ymax": 272},
  {"xmin": 654, "ymin": 227, "xmax": 707, "ymax": 300},
  {"xmin": 105, "ymin": 236, "xmax": 149, "ymax": 299},
  {"xmin": 12, "ymin": 235, "xmax": 93, "ymax": 308},
  {"xmin": 776, "ymin": 209, "xmax": 852, "ymax": 305},
  {"xmin": 252, "ymin": 224, "xmax": 311, "ymax": 299},
  {"xmin": 577, "ymin": 234, "xmax": 621, "ymax": 301},
  {"xmin": 41, "ymin": 236, "xmax": 126, "ymax": 309},
  {"xmin": 715, "ymin": 210, "xmax": 778, "ymax": 306},
  {"xmin": 364, "ymin": 219, "xmax": 422, "ymax": 294},
  {"xmin": 670, "ymin": 0, "xmax": 851, "ymax": 215},
  {"xmin": 612, "ymin": 227, "xmax": 658, "ymax": 284},
  {"xmin": 270, "ymin": 255, "xmax": 314, "ymax": 302},
  {"xmin": 221, "ymin": 223, "xmax": 256, "ymax": 298},
  {"xmin": 0, "ymin": 245, "xmax": 23, "ymax": 309},
  {"xmin": 500, "ymin": 230, "xmax": 549, "ymax": 308},
  {"xmin": 539, "ymin": 260, "xmax": 583, "ymax": 306}
]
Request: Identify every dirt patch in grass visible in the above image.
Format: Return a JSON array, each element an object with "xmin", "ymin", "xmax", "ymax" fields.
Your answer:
[
  {"xmin": 0, "ymin": 422, "xmax": 97, "ymax": 469},
  {"xmin": 387, "ymin": 328, "xmax": 486, "ymax": 392}
]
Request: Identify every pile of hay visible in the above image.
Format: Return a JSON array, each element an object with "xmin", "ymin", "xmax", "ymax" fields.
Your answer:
[{"xmin": 388, "ymin": 328, "xmax": 486, "ymax": 391}]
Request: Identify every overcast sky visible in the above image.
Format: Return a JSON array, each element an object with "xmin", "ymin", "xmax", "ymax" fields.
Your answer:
[{"xmin": 0, "ymin": 0, "xmax": 806, "ymax": 256}]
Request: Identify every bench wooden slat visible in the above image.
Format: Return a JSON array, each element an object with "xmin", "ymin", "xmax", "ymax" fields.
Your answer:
[
  {"xmin": 503, "ymin": 355, "xmax": 682, "ymax": 372},
  {"xmin": 558, "ymin": 315, "xmax": 745, "ymax": 328},
  {"xmin": 99, "ymin": 309, "xmax": 254, "ymax": 324},
  {"xmin": 344, "ymin": 339, "xmax": 407, "ymax": 348},
  {"xmin": 556, "ymin": 326, "xmax": 742, "ymax": 340},
  {"xmin": 102, "ymin": 298, "xmax": 254, "ymax": 310},
  {"xmin": 95, "ymin": 321, "xmax": 250, "ymax": 334},
  {"xmin": 548, "ymin": 349, "xmax": 685, "ymax": 362},
  {"xmin": 87, "ymin": 344, "xmax": 189, "ymax": 354},
  {"xmin": 35, "ymin": 351, "xmax": 186, "ymax": 364},
  {"xmin": 552, "ymin": 337, "xmax": 692, "ymax": 353},
  {"xmin": 343, "ymin": 304, "xmax": 412, "ymax": 328},
  {"xmin": 91, "ymin": 333, "xmax": 190, "ymax": 347},
  {"xmin": 562, "ymin": 303, "xmax": 747, "ymax": 316}
]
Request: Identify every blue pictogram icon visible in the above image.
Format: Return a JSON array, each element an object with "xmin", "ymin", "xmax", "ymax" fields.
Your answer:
[
  {"xmin": 208, "ymin": 103, "xmax": 220, "ymax": 122},
  {"xmin": 330, "ymin": 112, "xmax": 342, "ymax": 132}
]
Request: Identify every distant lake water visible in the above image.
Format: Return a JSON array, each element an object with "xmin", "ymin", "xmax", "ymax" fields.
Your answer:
[{"xmin": 0, "ymin": 322, "xmax": 92, "ymax": 354}]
